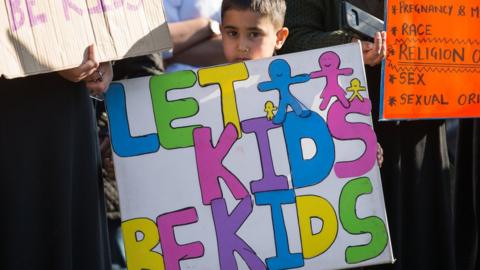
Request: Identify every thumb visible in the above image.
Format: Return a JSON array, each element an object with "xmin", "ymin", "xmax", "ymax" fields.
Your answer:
[{"xmin": 85, "ymin": 44, "xmax": 99, "ymax": 69}]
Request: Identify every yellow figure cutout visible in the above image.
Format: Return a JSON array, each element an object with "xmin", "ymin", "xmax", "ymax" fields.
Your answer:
[
  {"xmin": 264, "ymin": 101, "xmax": 278, "ymax": 121},
  {"xmin": 346, "ymin": 78, "xmax": 366, "ymax": 102}
]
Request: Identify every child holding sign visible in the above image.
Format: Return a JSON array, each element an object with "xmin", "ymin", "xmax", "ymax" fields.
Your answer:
[{"xmin": 219, "ymin": 0, "xmax": 384, "ymax": 165}]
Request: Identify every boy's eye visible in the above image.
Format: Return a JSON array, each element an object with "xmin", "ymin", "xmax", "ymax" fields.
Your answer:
[
  {"xmin": 248, "ymin": 32, "xmax": 262, "ymax": 38},
  {"xmin": 226, "ymin": 30, "xmax": 238, "ymax": 37}
]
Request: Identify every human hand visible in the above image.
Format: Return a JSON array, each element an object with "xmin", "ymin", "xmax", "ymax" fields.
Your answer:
[
  {"xmin": 58, "ymin": 44, "xmax": 99, "ymax": 83},
  {"xmin": 85, "ymin": 61, "xmax": 113, "ymax": 96},
  {"xmin": 356, "ymin": 31, "xmax": 386, "ymax": 67},
  {"xmin": 377, "ymin": 142, "xmax": 384, "ymax": 168},
  {"xmin": 57, "ymin": 45, "xmax": 113, "ymax": 96}
]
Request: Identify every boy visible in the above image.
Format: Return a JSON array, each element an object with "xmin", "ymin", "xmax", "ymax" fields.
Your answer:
[
  {"xmin": 220, "ymin": 0, "xmax": 289, "ymax": 62},
  {"xmin": 219, "ymin": 0, "xmax": 384, "ymax": 166}
]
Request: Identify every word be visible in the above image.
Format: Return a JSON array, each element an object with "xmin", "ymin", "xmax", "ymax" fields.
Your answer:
[{"xmin": 7, "ymin": 0, "xmax": 143, "ymax": 31}]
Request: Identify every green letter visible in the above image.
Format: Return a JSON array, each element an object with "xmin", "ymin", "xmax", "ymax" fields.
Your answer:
[
  {"xmin": 150, "ymin": 71, "xmax": 200, "ymax": 149},
  {"xmin": 339, "ymin": 177, "xmax": 388, "ymax": 264}
]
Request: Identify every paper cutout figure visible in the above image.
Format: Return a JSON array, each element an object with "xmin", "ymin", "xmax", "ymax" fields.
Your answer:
[
  {"xmin": 258, "ymin": 59, "xmax": 311, "ymax": 124},
  {"xmin": 310, "ymin": 51, "xmax": 353, "ymax": 110},
  {"xmin": 264, "ymin": 101, "xmax": 278, "ymax": 121},
  {"xmin": 346, "ymin": 78, "xmax": 366, "ymax": 102}
]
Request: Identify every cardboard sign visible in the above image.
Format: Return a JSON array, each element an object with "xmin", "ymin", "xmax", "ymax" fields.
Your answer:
[
  {"xmin": 105, "ymin": 43, "xmax": 394, "ymax": 270},
  {"xmin": 381, "ymin": 0, "xmax": 480, "ymax": 120},
  {"xmin": 0, "ymin": 0, "xmax": 171, "ymax": 78}
]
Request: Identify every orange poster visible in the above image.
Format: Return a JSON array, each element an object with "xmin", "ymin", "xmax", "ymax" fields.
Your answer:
[{"xmin": 381, "ymin": 0, "xmax": 480, "ymax": 120}]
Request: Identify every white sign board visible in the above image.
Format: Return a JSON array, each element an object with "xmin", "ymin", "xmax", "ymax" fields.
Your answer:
[{"xmin": 105, "ymin": 43, "xmax": 394, "ymax": 270}]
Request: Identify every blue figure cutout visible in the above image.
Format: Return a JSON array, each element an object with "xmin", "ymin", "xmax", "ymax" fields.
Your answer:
[
  {"xmin": 258, "ymin": 59, "xmax": 311, "ymax": 125},
  {"xmin": 310, "ymin": 51, "xmax": 353, "ymax": 110}
]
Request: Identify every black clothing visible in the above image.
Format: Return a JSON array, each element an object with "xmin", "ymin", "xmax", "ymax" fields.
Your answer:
[
  {"xmin": 453, "ymin": 119, "xmax": 480, "ymax": 270},
  {"xmin": 281, "ymin": 1, "xmax": 455, "ymax": 269},
  {"xmin": 0, "ymin": 73, "xmax": 111, "ymax": 270}
]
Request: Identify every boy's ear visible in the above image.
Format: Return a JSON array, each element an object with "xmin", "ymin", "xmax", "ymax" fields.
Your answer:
[{"xmin": 275, "ymin": 27, "xmax": 289, "ymax": 50}]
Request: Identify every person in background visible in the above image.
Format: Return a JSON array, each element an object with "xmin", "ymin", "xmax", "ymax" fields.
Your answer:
[
  {"xmin": 280, "ymin": 1, "xmax": 455, "ymax": 269},
  {"xmin": 163, "ymin": 0, "xmax": 226, "ymax": 72},
  {"xmin": 0, "ymin": 45, "xmax": 113, "ymax": 270},
  {"xmin": 453, "ymin": 120, "xmax": 480, "ymax": 270},
  {"xmin": 98, "ymin": 54, "xmax": 165, "ymax": 270}
]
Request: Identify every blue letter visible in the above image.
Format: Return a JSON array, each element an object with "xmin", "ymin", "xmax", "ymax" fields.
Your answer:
[
  {"xmin": 255, "ymin": 189, "xmax": 304, "ymax": 270},
  {"xmin": 105, "ymin": 83, "xmax": 159, "ymax": 157},
  {"xmin": 283, "ymin": 111, "xmax": 334, "ymax": 188}
]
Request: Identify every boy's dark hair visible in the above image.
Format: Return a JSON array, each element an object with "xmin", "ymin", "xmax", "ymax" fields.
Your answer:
[{"xmin": 221, "ymin": 0, "xmax": 286, "ymax": 28}]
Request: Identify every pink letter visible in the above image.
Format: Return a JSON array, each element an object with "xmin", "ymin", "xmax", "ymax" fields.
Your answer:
[
  {"xmin": 8, "ymin": 0, "xmax": 25, "ymax": 31},
  {"xmin": 193, "ymin": 124, "xmax": 249, "ymax": 205},
  {"xmin": 88, "ymin": 0, "xmax": 103, "ymax": 13},
  {"xmin": 157, "ymin": 208, "xmax": 204, "ymax": 270},
  {"xmin": 26, "ymin": 0, "xmax": 46, "ymax": 27},
  {"xmin": 63, "ymin": 0, "xmax": 83, "ymax": 20},
  {"xmin": 127, "ymin": 0, "xmax": 143, "ymax": 11},
  {"xmin": 327, "ymin": 99, "xmax": 377, "ymax": 178},
  {"xmin": 114, "ymin": 0, "xmax": 124, "ymax": 8}
]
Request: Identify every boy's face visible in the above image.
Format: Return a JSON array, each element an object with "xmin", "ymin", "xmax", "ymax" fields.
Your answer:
[{"xmin": 221, "ymin": 9, "xmax": 288, "ymax": 62}]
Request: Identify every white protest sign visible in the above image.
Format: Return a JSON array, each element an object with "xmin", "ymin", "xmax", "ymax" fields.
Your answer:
[
  {"xmin": 105, "ymin": 43, "xmax": 394, "ymax": 270},
  {"xmin": 0, "ymin": 0, "xmax": 171, "ymax": 78}
]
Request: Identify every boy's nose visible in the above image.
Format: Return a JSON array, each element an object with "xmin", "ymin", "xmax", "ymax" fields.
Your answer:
[{"xmin": 238, "ymin": 41, "xmax": 250, "ymax": 53}]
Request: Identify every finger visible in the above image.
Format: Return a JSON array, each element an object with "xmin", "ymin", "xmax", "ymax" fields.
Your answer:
[
  {"xmin": 374, "ymin": 32, "xmax": 382, "ymax": 54},
  {"xmin": 87, "ymin": 44, "xmax": 96, "ymax": 63},
  {"xmin": 381, "ymin": 31, "xmax": 387, "ymax": 42},
  {"xmin": 78, "ymin": 45, "xmax": 100, "ymax": 78}
]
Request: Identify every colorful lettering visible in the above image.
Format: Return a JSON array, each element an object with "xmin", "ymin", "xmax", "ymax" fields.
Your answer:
[
  {"xmin": 241, "ymin": 117, "xmax": 288, "ymax": 193},
  {"xmin": 150, "ymin": 71, "xmax": 201, "ymax": 149},
  {"xmin": 296, "ymin": 195, "xmax": 338, "ymax": 259},
  {"xmin": 283, "ymin": 112, "xmax": 334, "ymax": 188},
  {"xmin": 198, "ymin": 63, "xmax": 247, "ymax": 138},
  {"xmin": 255, "ymin": 190, "xmax": 304, "ymax": 270},
  {"xmin": 193, "ymin": 124, "xmax": 249, "ymax": 205},
  {"xmin": 156, "ymin": 208, "xmax": 204, "ymax": 270},
  {"xmin": 328, "ymin": 99, "xmax": 377, "ymax": 178},
  {"xmin": 211, "ymin": 197, "xmax": 266, "ymax": 270},
  {"xmin": 339, "ymin": 177, "xmax": 388, "ymax": 264},
  {"xmin": 105, "ymin": 83, "xmax": 160, "ymax": 157},
  {"xmin": 122, "ymin": 218, "xmax": 165, "ymax": 270}
]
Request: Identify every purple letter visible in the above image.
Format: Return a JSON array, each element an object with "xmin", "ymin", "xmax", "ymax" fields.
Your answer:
[
  {"xmin": 26, "ymin": 0, "xmax": 46, "ymax": 27},
  {"xmin": 8, "ymin": 0, "xmax": 25, "ymax": 31},
  {"xmin": 156, "ymin": 208, "xmax": 205, "ymax": 270},
  {"xmin": 212, "ymin": 197, "xmax": 266, "ymax": 270},
  {"xmin": 241, "ymin": 117, "xmax": 288, "ymax": 193},
  {"xmin": 114, "ymin": 0, "xmax": 124, "ymax": 8},
  {"xmin": 127, "ymin": 0, "xmax": 143, "ymax": 11},
  {"xmin": 193, "ymin": 124, "xmax": 249, "ymax": 205},
  {"xmin": 88, "ymin": 0, "xmax": 103, "ymax": 14},
  {"xmin": 63, "ymin": 0, "xmax": 83, "ymax": 20},
  {"xmin": 327, "ymin": 99, "xmax": 377, "ymax": 178}
]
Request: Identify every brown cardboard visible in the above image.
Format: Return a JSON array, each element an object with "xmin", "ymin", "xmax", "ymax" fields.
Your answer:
[{"xmin": 0, "ymin": 0, "xmax": 172, "ymax": 78}]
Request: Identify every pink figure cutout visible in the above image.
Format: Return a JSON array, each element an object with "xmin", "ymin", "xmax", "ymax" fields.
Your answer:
[{"xmin": 310, "ymin": 51, "xmax": 353, "ymax": 110}]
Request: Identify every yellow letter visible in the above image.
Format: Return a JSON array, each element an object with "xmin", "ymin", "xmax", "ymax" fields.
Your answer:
[
  {"xmin": 198, "ymin": 63, "xmax": 249, "ymax": 138},
  {"xmin": 296, "ymin": 195, "xmax": 338, "ymax": 258},
  {"xmin": 122, "ymin": 218, "xmax": 165, "ymax": 270}
]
